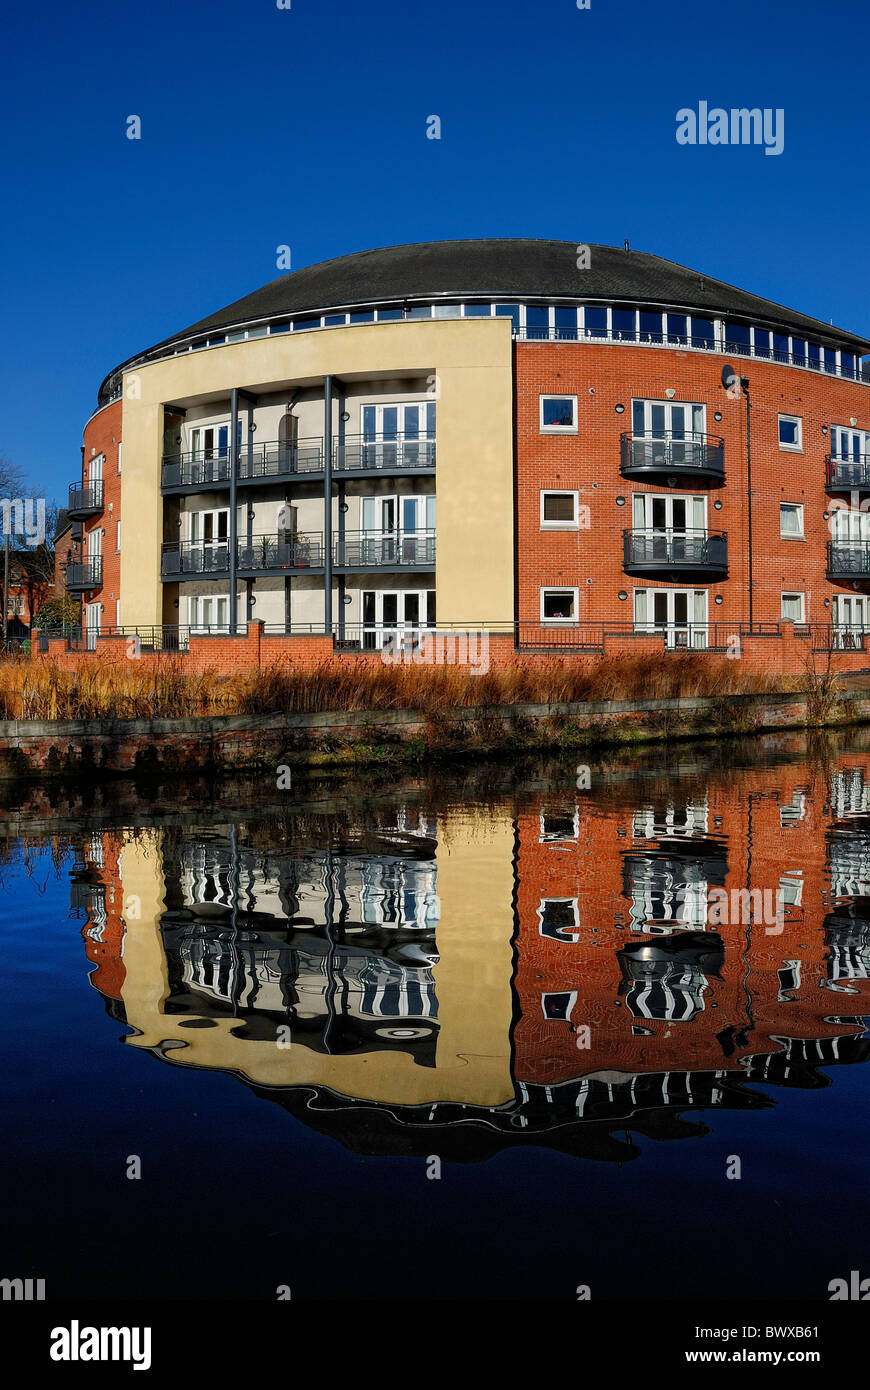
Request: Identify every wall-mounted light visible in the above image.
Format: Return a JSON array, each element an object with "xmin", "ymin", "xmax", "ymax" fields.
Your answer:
[
  {"xmin": 339, "ymin": 502, "xmax": 349, "ymax": 513},
  {"xmin": 822, "ymin": 511, "xmax": 829, "ymax": 520},
  {"xmin": 588, "ymin": 387, "xmax": 595, "ymax": 395},
  {"xmin": 824, "ymin": 598, "xmax": 831, "ymax": 607},
  {"xmin": 617, "ymin": 590, "xmax": 627, "ymax": 600},
  {"xmin": 665, "ymin": 388, "xmax": 676, "ymax": 399},
  {"xmin": 249, "ymin": 422, "xmax": 257, "ymax": 432},
  {"xmin": 851, "ymin": 418, "xmax": 858, "ymax": 428},
  {"xmin": 822, "ymin": 426, "xmax": 828, "ymax": 436},
  {"xmin": 249, "ymin": 596, "xmax": 256, "ymax": 606},
  {"xmin": 713, "ymin": 499, "xmax": 723, "ymax": 510},
  {"xmin": 173, "ymin": 599, "xmax": 179, "ymax": 609},
  {"xmin": 341, "ymin": 411, "xmax": 351, "ymax": 422},
  {"xmin": 713, "ymin": 411, "xmax": 723, "ymax": 422},
  {"xmin": 616, "ymin": 496, "xmax": 626, "ymax": 506},
  {"xmin": 715, "ymin": 594, "xmax": 723, "ymax": 605},
  {"xmin": 615, "ymin": 403, "xmax": 625, "ymax": 414},
  {"xmin": 248, "ymin": 508, "xmax": 255, "ymax": 519},
  {"xmin": 667, "ymin": 475, "xmax": 678, "ymax": 487},
  {"xmin": 342, "ymin": 594, "xmax": 352, "ymax": 605}
]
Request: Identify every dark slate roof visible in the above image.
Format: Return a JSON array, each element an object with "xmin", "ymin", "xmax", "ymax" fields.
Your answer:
[
  {"xmin": 100, "ymin": 239, "xmax": 870, "ymax": 397},
  {"xmin": 170, "ymin": 239, "xmax": 870, "ymax": 350}
]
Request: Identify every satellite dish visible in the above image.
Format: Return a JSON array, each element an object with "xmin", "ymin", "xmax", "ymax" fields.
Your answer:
[{"xmin": 721, "ymin": 363, "xmax": 735, "ymax": 388}]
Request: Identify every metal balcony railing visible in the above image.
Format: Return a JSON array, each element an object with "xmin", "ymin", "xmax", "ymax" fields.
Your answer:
[
  {"xmin": 334, "ymin": 530, "xmax": 436, "ymax": 568},
  {"xmin": 334, "ymin": 435, "xmax": 436, "ymax": 472},
  {"xmin": 237, "ymin": 534, "xmax": 325, "ymax": 570},
  {"xmin": 826, "ymin": 456, "xmax": 870, "ymax": 492},
  {"xmin": 67, "ymin": 480, "xmax": 104, "ymax": 516},
  {"xmin": 161, "ymin": 440, "xmax": 324, "ymax": 489},
  {"xmin": 827, "ymin": 541, "xmax": 870, "ymax": 578},
  {"xmin": 623, "ymin": 529, "xmax": 728, "ymax": 571},
  {"xmin": 161, "ymin": 541, "xmax": 230, "ymax": 577},
  {"xmin": 619, "ymin": 432, "xmax": 725, "ymax": 478},
  {"xmin": 65, "ymin": 558, "xmax": 103, "ymax": 589}
]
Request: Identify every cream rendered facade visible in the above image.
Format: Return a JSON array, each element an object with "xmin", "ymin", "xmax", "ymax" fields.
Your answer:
[{"xmin": 119, "ymin": 319, "xmax": 515, "ymax": 631}]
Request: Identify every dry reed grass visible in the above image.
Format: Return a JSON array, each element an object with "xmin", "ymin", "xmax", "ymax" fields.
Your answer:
[{"xmin": 0, "ymin": 652, "xmax": 796, "ymax": 722}]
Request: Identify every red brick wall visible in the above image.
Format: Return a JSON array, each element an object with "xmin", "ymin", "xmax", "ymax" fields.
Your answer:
[
  {"xmin": 74, "ymin": 401, "xmax": 123, "ymax": 624},
  {"xmin": 515, "ymin": 342, "xmax": 870, "ymax": 630}
]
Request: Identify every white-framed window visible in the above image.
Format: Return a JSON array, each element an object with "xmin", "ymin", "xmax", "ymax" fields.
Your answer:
[
  {"xmin": 541, "ymin": 991, "xmax": 577, "ymax": 1022},
  {"xmin": 540, "ymin": 395, "xmax": 578, "ymax": 433},
  {"xmin": 540, "ymin": 490, "xmax": 579, "ymax": 529},
  {"xmin": 189, "ymin": 594, "xmax": 230, "ymax": 632},
  {"xmin": 778, "ymin": 414, "xmax": 802, "ymax": 450},
  {"xmin": 830, "ymin": 424, "xmax": 870, "ymax": 461},
  {"xmin": 540, "ymin": 587, "xmax": 578, "ymax": 623},
  {"xmin": 117, "ymin": 442, "xmax": 122, "ymax": 474},
  {"xmin": 631, "ymin": 398, "xmax": 706, "ymax": 438},
  {"xmin": 116, "ymin": 521, "xmax": 121, "ymax": 553},
  {"xmin": 780, "ymin": 503, "xmax": 804, "ymax": 538},
  {"xmin": 634, "ymin": 588, "xmax": 709, "ymax": 649},
  {"xmin": 539, "ymin": 808, "xmax": 579, "ymax": 843},
  {"xmin": 781, "ymin": 592, "xmax": 805, "ymax": 622},
  {"xmin": 537, "ymin": 898, "xmax": 580, "ymax": 943},
  {"xmin": 189, "ymin": 508, "xmax": 229, "ymax": 544}
]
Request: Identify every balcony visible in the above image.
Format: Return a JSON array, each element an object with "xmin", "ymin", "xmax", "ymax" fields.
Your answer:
[
  {"xmin": 66, "ymin": 557, "xmax": 103, "ymax": 590},
  {"xmin": 161, "ymin": 541, "xmax": 230, "ymax": 578},
  {"xmin": 161, "ymin": 434, "xmax": 435, "ymax": 492},
  {"xmin": 826, "ymin": 456, "xmax": 870, "ymax": 494},
  {"xmin": 237, "ymin": 534, "xmax": 325, "ymax": 573},
  {"xmin": 334, "ymin": 530, "xmax": 436, "ymax": 569},
  {"xmin": 827, "ymin": 541, "xmax": 870, "ymax": 581},
  {"xmin": 67, "ymin": 480, "xmax": 104, "ymax": 519},
  {"xmin": 623, "ymin": 529, "xmax": 727, "ymax": 577},
  {"xmin": 619, "ymin": 432, "xmax": 725, "ymax": 482},
  {"xmin": 334, "ymin": 435, "xmax": 436, "ymax": 475},
  {"xmin": 160, "ymin": 531, "xmax": 435, "ymax": 578}
]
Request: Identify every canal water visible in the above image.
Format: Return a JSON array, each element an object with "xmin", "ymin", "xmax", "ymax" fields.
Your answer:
[{"xmin": 2, "ymin": 732, "xmax": 868, "ymax": 1301}]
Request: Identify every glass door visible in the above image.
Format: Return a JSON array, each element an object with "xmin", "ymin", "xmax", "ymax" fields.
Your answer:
[
  {"xmin": 189, "ymin": 509, "xmax": 229, "ymax": 572},
  {"xmin": 85, "ymin": 600, "xmax": 101, "ymax": 650},
  {"xmin": 637, "ymin": 588, "xmax": 707, "ymax": 649},
  {"xmin": 361, "ymin": 589, "xmax": 434, "ymax": 650},
  {"xmin": 362, "ymin": 403, "xmax": 436, "ymax": 469},
  {"xmin": 361, "ymin": 496, "xmax": 397, "ymax": 564},
  {"xmin": 833, "ymin": 595, "xmax": 869, "ymax": 648}
]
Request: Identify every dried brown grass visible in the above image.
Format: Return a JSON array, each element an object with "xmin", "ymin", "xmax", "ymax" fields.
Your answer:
[{"xmin": 0, "ymin": 652, "xmax": 796, "ymax": 722}]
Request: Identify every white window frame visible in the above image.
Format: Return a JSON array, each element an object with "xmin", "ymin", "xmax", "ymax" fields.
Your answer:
[
  {"xmin": 780, "ymin": 503, "xmax": 804, "ymax": 539},
  {"xmin": 540, "ymin": 490, "xmax": 579, "ymax": 530},
  {"xmin": 539, "ymin": 394, "xmax": 578, "ymax": 434},
  {"xmin": 537, "ymin": 898, "xmax": 580, "ymax": 944},
  {"xmin": 539, "ymin": 807, "xmax": 580, "ymax": 843},
  {"xmin": 778, "ymin": 414, "xmax": 803, "ymax": 451},
  {"xmin": 540, "ymin": 587, "xmax": 579, "ymax": 624},
  {"xmin": 780, "ymin": 592, "xmax": 806, "ymax": 622}
]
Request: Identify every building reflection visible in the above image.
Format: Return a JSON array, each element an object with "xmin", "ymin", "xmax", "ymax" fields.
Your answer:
[{"xmin": 71, "ymin": 753, "xmax": 870, "ymax": 1163}]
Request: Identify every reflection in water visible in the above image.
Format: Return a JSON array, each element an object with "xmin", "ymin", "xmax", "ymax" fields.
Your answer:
[{"xmin": 58, "ymin": 751, "xmax": 870, "ymax": 1165}]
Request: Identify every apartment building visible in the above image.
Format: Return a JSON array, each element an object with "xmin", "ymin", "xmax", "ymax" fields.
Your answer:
[{"xmin": 69, "ymin": 239, "xmax": 870, "ymax": 652}]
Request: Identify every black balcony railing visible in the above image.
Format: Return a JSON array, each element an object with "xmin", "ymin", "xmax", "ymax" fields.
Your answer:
[
  {"xmin": 334, "ymin": 435, "xmax": 436, "ymax": 472},
  {"xmin": 161, "ymin": 434, "xmax": 436, "ymax": 489},
  {"xmin": 825, "ymin": 456, "xmax": 870, "ymax": 492},
  {"xmin": 827, "ymin": 541, "xmax": 870, "ymax": 579},
  {"xmin": 65, "ymin": 558, "xmax": 103, "ymax": 589},
  {"xmin": 237, "ymin": 533, "xmax": 325, "ymax": 571},
  {"xmin": 161, "ymin": 541, "xmax": 230, "ymax": 577},
  {"xmin": 623, "ymin": 529, "xmax": 728, "ymax": 573},
  {"xmin": 619, "ymin": 432, "xmax": 725, "ymax": 479},
  {"xmin": 67, "ymin": 480, "xmax": 104, "ymax": 517},
  {"xmin": 334, "ymin": 530, "xmax": 436, "ymax": 568}
]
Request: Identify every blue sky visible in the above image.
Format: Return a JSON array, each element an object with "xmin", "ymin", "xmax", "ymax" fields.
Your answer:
[{"xmin": 2, "ymin": 0, "xmax": 869, "ymax": 502}]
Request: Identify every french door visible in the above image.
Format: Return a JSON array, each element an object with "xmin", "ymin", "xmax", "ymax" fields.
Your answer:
[
  {"xmin": 633, "ymin": 494, "xmax": 706, "ymax": 561},
  {"xmin": 189, "ymin": 509, "xmax": 229, "ymax": 572},
  {"xmin": 188, "ymin": 422, "xmax": 240, "ymax": 483},
  {"xmin": 833, "ymin": 595, "xmax": 870, "ymax": 648},
  {"xmin": 831, "ymin": 507, "xmax": 870, "ymax": 543},
  {"xmin": 189, "ymin": 595, "xmax": 230, "ymax": 634},
  {"xmin": 361, "ymin": 590, "xmax": 435, "ymax": 650},
  {"xmin": 85, "ymin": 601, "xmax": 101, "ymax": 650},
  {"xmin": 361, "ymin": 402, "xmax": 436, "ymax": 469},
  {"xmin": 635, "ymin": 588, "xmax": 708, "ymax": 648},
  {"xmin": 632, "ymin": 400, "xmax": 706, "ymax": 465},
  {"xmin": 360, "ymin": 495, "xmax": 435, "ymax": 564}
]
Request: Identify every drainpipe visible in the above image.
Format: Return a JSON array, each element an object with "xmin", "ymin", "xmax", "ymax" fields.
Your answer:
[
  {"xmin": 229, "ymin": 387, "xmax": 239, "ymax": 633},
  {"xmin": 324, "ymin": 375, "xmax": 333, "ymax": 634}
]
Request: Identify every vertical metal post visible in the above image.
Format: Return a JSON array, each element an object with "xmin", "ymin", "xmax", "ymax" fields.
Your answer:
[
  {"xmin": 323, "ymin": 375, "xmax": 333, "ymax": 633},
  {"xmin": 2, "ymin": 531, "xmax": 8, "ymax": 643},
  {"xmin": 229, "ymin": 387, "xmax": 239, "ymax": 633}
]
